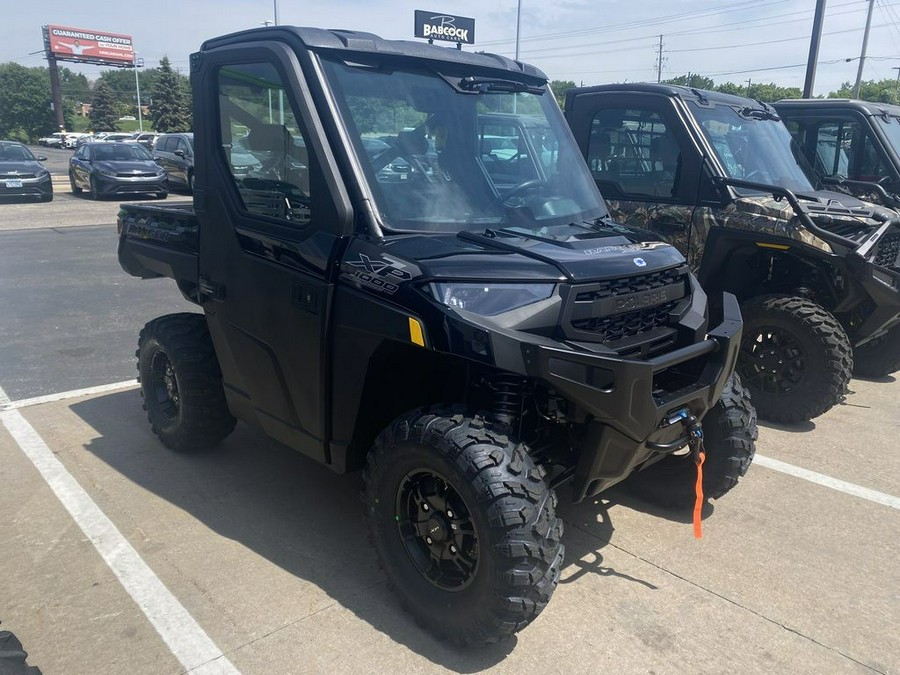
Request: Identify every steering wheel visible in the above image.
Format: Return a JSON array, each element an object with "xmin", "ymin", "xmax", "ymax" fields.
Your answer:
[{"xmin": 501, "ymin": 178, "xmax": 548, "ymax": 204}]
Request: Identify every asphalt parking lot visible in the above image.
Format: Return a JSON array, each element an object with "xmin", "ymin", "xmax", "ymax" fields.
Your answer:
[{"xmin": 0, "ymin": 180, "xmax": 898, "ymax": 674}]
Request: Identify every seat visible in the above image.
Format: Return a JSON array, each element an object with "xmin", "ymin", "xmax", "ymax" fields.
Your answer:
[{"xmin": 649, "ymin": 134, "xmax": 682, "ymax": 197}]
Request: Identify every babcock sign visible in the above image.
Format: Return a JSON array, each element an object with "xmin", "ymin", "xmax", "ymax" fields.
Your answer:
[{"xmin": 414, "ymin": 10, "xmax": 475, "ymax": 45}]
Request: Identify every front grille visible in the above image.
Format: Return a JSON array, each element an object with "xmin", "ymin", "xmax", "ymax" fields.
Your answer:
[
  {"xmin": 2, "ymin": 172, "xmax": 36, "ymax": 179},
  {"xmin": 115, "ymin": 171, "xmax": 159, "ymax": 178},
  {"xmin": 575, "ymin": 267, "xmax": 683, "ymax": 301},
  {"xmin": 874, "ymin": 232, "xmax": 900, "ymax": 270},
  {"xmin": 571, "ymin": 301, "xmax": 677, "ymax": 342}
]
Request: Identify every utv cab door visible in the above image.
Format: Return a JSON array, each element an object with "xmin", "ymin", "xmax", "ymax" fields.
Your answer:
[
  {"xmin": 567, "ymin": 92, "xmax": 702, "ymax": 261},
  {"xmin": 192, "ymin": 41, "xmax": 352, "ymax": 464}
]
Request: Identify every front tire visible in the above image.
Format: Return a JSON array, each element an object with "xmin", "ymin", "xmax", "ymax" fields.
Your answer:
[
  {"xmin": 137, "ymin": 313, "xmax": 236, "ymax": 451},
  {"xmin": 853, "ymin": 325, "xmax": 900, "ymax": 378},
  {"xmin": 364, "ymin": 408, "xmax": 563, "ymax": 645},
  {"xmin": 737, "ymin": 295, "xmax": 852, "ymax": 423},
  {"xmin": 627, "ymin": 374, "xmax": 757, "ymax": 508},
  {"xmin": 69, "ymin": 172, "xmax": 82, "ymax": 195},
  {"xmin": 89, "ymin": 176, "xmax": 101, "ymax": 200}
]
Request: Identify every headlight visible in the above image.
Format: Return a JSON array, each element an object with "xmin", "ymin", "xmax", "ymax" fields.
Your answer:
[
  {"xmin": 36, "ymin": 169, "xmax": 50, "ymax": 179},
  {"xmin": 96, "ymin": 164, "xmax": 116, "ymax": 176},
  {"xmin": 430, "ymin": 283, "xmax": 555, "ymax": 316}
]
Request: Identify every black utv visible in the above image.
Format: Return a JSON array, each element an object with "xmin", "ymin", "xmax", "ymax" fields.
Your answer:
[
  {"xmin": 118, "ymin": 27, "xmax": 755, "ymax": 644},
  {"xmin": 565, "ymin": 84, "xmax": 900, "ymax": 423}
]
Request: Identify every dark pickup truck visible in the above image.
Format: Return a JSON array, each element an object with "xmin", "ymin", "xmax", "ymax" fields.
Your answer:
[
  {"xmin": 566, "ymin": 84, "xmax": 900, "ymax": 422},
  {"xmin": 117, "ymin": 26, "xmax": 754, "ymax": 644}
]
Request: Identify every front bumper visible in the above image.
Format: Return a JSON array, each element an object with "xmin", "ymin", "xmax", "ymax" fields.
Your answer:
[
  {"xmin": 0, "ymin": 174, "xmax": 52, "ymax": 200},
  {"xmin": 484, "ymin": 292, "xmax": 742, "ymax": 501},
  {"xmin": 847, "ymin": 221, "xmax": 900, "ymax": 343},
  {"xmin": 95, "ymin": 174, "xmax": 168, "ymax": 197}
]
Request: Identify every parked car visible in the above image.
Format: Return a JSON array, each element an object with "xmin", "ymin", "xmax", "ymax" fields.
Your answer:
[
  {"xmin": 64, "ymin": 133, "xmax": 89, "ymax": 149},
  {"xmin": 0, "ymin": 140, "xmax": 53, "ymax": 202},
  {"xmin": 132, "ymin": 132, "xmax": 159, "ymax": 151},
  {"xmin": 101, "ymin": 132, "xmax": 139, "ymax": 143},
  {"xmin": 153, "ymin": 132, "xmax": 194, "ymax": 191},
  {"xmin": 38, "ymin": 131, "xmax": 68, "ymax": 148},
  {"xmin": 69, "ymin": 140, "xmax": 167, "ymax": 200}
]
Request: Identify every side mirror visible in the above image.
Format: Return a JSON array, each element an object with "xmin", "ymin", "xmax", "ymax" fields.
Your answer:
[
  {"xmin": 37, "ymin": 156, "xmax": 48, "ymax": 162},
  {"xmin": 174, "ymin": 150, "xmax": 185, "ymax": 158}
]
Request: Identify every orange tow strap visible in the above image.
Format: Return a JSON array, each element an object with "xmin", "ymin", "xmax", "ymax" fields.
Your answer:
[{"xmin": 693, "ymin": 449, "xmax": 706, "ymax": 539}]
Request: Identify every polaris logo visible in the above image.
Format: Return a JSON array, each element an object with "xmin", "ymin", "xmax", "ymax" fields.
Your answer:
[
  {"xmin": 615, "ymin": 289, "xmax": 668, "ymax": 312},
  {"xmin": 633, "ymin": 257, "xmax": 647, "ymax": 267}
]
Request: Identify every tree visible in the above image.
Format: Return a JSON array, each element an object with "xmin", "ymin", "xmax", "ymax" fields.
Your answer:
[
  {"xmin": 550, "ymin": 80, "xmax": 576, "ymax": 109},
  {"xmin": 830, "ymin": 79, "xmax": 900, "ymax": 105},
  {"xmin": 0, "ymin": 63, "xmax": 57, "ymax": 142},
  {"xmin": 149, "ymin": 56, "xmax": 191, "ymax": 133},
  {"xmin": 664, "ymin": 73, "xmax": 715, "ymax": 90},
  {"xmin": 89, "ymin": 79, "xmax": 120, "ymax": 132}
]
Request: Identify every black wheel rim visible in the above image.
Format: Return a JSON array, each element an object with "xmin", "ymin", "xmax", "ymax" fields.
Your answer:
[
  {"xmin": 149, "ymin": 350, "xmax": 180, "ymax": 422},
  {"xmin": 395, "ymin": 469, "xmax": 479, "ymax": 591},
  {"xmin": 738, "ymin": 326, "xmax": 806, "ymax": 395}
]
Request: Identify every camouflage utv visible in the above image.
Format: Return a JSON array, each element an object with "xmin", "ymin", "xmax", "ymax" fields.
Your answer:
[{"xmin": 565, "ymin": 84, "xmax": 900, "ymax": 424}]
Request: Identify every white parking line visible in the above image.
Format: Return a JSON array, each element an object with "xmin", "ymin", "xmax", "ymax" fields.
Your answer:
[
  {"xmin": 753, "ymin": 454, "xmax": 900, "ymax": 511},
  {"xmin": 0, "ymin": 380, "xmax": 137, "ymax": 411},
  {"xmin": 0, "ymin": 384, "xmax": 241, "ymax": 674}
]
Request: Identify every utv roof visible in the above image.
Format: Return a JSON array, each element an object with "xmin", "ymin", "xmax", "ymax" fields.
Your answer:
[
  {"xmin": 198, "ymin": 25, "xmax": 547, "ymax": 82},
  {"xmin": 774, "ymin": 98, "xmax": 900, "ymax": 118},
  {"xmin": 567, "ymin": 82, "xmax": 776, "ymax": 110}
]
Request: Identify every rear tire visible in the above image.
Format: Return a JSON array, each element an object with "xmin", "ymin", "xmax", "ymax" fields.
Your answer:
[
  {"xmin": 627, "ymin": 374, "xmax": 757, "ymax": 508},
  {"xmin": 853, "ymin": 325, "xmax": 900, "ymax": 378},
  {"xmin": 364, "ymin": 408, "xmax": 563, "ymax": 645},
  {"xmin": 737, "ymin": 295, "xmax": 852, "ymax": 423},
  {"xmin": 137, "ymin": 313, "xmax": 235, "ymax": 450}
]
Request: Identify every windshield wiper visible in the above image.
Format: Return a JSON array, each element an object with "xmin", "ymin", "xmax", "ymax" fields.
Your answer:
[
  {"xmin": 737, "ymin": 106, "xmax": 780, "ymax": 122},
  {"xmin": 458, "ymin": 77, "xmax": 545, "ymax": 95}
]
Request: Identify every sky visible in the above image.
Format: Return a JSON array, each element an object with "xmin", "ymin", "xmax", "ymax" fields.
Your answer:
[{"xmin": 4, "ymin": 0, "xmax": 900, "ymax": 96}]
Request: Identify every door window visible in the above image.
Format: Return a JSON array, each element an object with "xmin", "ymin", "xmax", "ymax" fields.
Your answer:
[
  {"xmin": 587, "ymin": 107, "xmax": 683, "ymax": 199},
  {"xmin": 215, "ymin": 62, "xmax": 312, "ymax": 226},
  {"xmin": 813, "ymin": 119, "xmax": 886, "ymax": 181}
]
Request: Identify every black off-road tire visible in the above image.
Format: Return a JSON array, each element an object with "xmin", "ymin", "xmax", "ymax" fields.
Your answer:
[
  {"xmin": 137, "ymin": 313, "xmax": 235, "ymax": 451},
  {"xmin": 0, "ymin": 630, "xmax": 41, "ymax": 674},
  {"xmin": 364, "ymin": 408, "xmax": 564, "ymax": 645},
  {"xmin": 853, "ymin": 325, "xmax": 900, "ymax": 378},
  {"xmin": 627, "ymin": 374, "xmax": 757, "ymax": 508},
  {"xmin": 737, "ymin": 294, "xmax": 852, "ymax": 423}
]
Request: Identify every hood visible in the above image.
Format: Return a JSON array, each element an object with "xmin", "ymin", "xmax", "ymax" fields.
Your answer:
[
  {"xmin": 727, "ymin": 190, "xmax": 896, "ymax": 252},
  {"xmin": 382, "ymin": 221, "xmax": 686, "ymax": 283},
  {"xmin": 95, "ymin": 161, "xmax": 161, "ymax": 173},
  {"xmin": 0, "ymin": 160, "xmax": 45, "ymax": 176}
]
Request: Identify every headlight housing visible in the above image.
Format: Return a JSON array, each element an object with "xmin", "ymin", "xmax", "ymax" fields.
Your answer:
[
  {"xmin": 430, "ymin": 282, "xmax": 555, "ymax": 316},
  {"xmin": 95, "ymin": 163, "xmax": 117, "ymax": 176}
]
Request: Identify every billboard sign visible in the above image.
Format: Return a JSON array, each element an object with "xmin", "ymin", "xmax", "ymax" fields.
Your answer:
[
  {"xmin": 414, "ymin": 10, "xmax": 475, "ymax": 45},
  {"xmin": 45, "ymin": 25, "xmax": 134, "ymax": 65}
]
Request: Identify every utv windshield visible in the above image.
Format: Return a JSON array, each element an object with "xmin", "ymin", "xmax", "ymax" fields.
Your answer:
[
  {"xmin": 321, "ymin": 58, "xmax": 608, "ymax": 232},
  {"xmin": 691, "ymin": 103, "xmax": 816, "ymax": 194},
  {"xmin": 874, "ymin": 113, "xmax": 900, "ymax": 158}
]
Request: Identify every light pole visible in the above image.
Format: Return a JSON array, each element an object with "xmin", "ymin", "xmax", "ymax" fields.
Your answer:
[
  {"xmin": 515, "ymin": 0, "xmax": 522, "ymax": 61},
  {"xmin": 133, "ymin": 53, "xmax": 144, "ymax": 132},
  {"xmin": 273, "ymin": 0, "xmax": 279, "ymax": 25}
]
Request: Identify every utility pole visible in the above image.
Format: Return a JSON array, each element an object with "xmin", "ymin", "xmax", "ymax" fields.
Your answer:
[
  {"xmin": 656, "ymin": 34, "xmax": 664, "ymax": 84},
  {"xmin": 746, "ymin": 78, "xmax": 752, "ymax": 96},
  {"xmin": 515, "ymin": 0, "xmax": 522, "ymax": 61},
  {"xmin": 803, "ymin": 0, "xmax": 827, "ymax": 97},
  {"xmin": 133, "ymin": 53, "xmax": 143, "ymax": 132},
  {"xmin": 273, "ymin": 0, "xmax": 279, "ymax": 25},
  {"xmin": 853, "ymin": 0, "xmax": 876, "ymax": 99}
]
